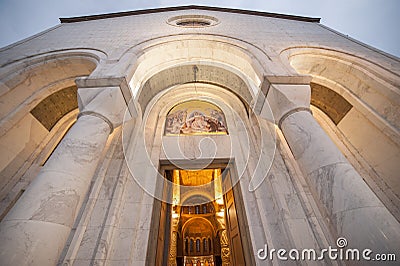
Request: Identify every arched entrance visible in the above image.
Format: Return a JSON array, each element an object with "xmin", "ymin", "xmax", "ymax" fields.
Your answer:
[
  {"xmin": 127, "ymin": 90, "xmax": 258, "ymax": 266},
  {"xmin": 156, "ymin": 167, "xmax": 246, "ymax": 266},
  {"xmin": 124, "ymin": 37, "xmax": 275, "ymax": 265}
]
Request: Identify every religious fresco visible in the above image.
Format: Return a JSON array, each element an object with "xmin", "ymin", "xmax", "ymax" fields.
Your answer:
[{"xmin": 165, "ymin": 100, "xmax": 228, "ymax": 135}]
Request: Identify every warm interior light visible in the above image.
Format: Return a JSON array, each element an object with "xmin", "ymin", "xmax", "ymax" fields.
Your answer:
[{"xmin": 216, "ymin": 197, "xmax": 224, "ymax": 205}]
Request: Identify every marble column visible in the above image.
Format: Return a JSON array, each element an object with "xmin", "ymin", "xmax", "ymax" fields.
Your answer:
[
  {"xmin": 0, "ymin": 86, "xmax": 129, "ymax": 265},
  {"xmin": 261, "ymin": 83, "xmax": 400, "ymax": 254}
]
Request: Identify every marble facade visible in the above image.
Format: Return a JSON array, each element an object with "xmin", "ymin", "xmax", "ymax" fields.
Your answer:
[{"xmin": 0, "ymin": 5, "xmax": 399, "ymax": 265}]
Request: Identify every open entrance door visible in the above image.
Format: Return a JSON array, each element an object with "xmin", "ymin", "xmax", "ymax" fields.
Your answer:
[
  {"xmin": 223, "ymin": 170, "xmax": 245, "ymax": 266},
  {"xmin": 154, "ymin": 168, "xmax": 247, "ymax": 266}
]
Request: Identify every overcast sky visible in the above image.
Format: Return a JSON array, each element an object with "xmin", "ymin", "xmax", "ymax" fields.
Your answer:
[{"xmin": 0, "ymin": 0, "xmax": 399, "ymax": 57}]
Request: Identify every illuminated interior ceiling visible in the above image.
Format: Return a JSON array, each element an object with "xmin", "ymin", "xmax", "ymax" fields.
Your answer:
[
  {"xmin": 179, "ymin": 169, "xmax": 215, "ymax": 186},
  {"xmin": 171, "ymin": 169, "xmax": 224, "ymax": 206}
]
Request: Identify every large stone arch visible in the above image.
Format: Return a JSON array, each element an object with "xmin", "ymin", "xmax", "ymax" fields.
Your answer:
[
  {"xmin": 0, "ymin": 50, "xmax": 101, "ymax": 220},
  {"xmin": 0, "ymin": 50, "xmax": 102, "ymax": 134},
  {"xmin": 281, "ymin": 47, "xmax": 400, "ymax": 219},
  {"xmin": 125, "ymin": 82, "xmax": 264, "ymax": 265},
  {"xmin": 121, "ymin": 39, "xmax": 279, "ymax": 262},
  {"xmin": 282, "ymin": 47, "xmax": 400, "ymax": 129},
  {"xmin": 123, "ymin": 34, "xmax": 270, "ymax": 85},
  {"xmin": 137, "ymin": 64, "xmax": 254, "ymax": 115},
  {"xmin": 121, "ymin": 35, "xmax": 279, "ymax": 115},
  {"xmin": 125, "ymin": 83, "xmax": 254, "ymax": 191}
]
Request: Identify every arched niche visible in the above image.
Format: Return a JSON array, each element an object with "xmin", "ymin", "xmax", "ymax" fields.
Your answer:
[
  {"xmin": 182, "ymin": 217, "xmax": 215, "ymax": 239},
  {"xmin": 134, "ymin": 81, "xmax": 264, "ymax": 265},
  {"xmin": 0, "ymin": 51, "xmax": 100, "ymax": 218},
  {"xmin": 124, "ymin": 82, "xmax": 261, "ymax": 205},
  {"xmin": 281, "ymin": 47, "xmax": 400, "ymax": 130},
  {"xmin": 281, "ymin": 47, "xmax": 400, "ymax": 219},
  {"xmin": 0, "ymin": 51, "xmax": 100, "ymax": 134},
  {"xmin": 182, "ymin": 217, "xmax": 216, "ymax": 257}
]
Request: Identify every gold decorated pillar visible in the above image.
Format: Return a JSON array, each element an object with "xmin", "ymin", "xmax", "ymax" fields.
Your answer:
[
  {"xmin": 220, "ymin": 229, "xmax": 230, "ymax": 266},
  {"xmin": 168, "ymin": 170, "xmax": 180, "ymax": 265},
  {"xmin": 168, "ymin": 230, "xmax": 178, "ymax": 266}
]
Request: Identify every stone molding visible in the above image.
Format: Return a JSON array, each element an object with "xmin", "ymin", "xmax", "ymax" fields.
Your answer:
[
  {"xmin": 258, "ymin": 81, "xmax": 311, "ymax": 125},
  {"xmin": 253, "ymin": 75, "xmax": 311, "ymax": 118},
  {"xmin": 76, "ymin": 76, "xmax": 138, "ymax": 130}
]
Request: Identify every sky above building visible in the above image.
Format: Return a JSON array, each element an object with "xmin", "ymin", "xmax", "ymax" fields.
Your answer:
[{"xmin": 0, "ymin": 0, "xmax": 399, "ymax": 58}]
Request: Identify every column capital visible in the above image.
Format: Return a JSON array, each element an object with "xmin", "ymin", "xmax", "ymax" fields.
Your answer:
[
  {"xmin": 259, "ymin": 82, "xmax": 312, "ymax": 127},
  {"xmin": 76, "ymin": 77, "xmax": 139, "ymax": 132}
]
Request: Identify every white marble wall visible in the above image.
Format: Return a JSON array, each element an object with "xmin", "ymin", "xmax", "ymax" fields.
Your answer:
[
  {"xmin": 0, "ymin": 113, "xmax": 47, "ymax": 195},
  {"xmin": 0, "ymin": 114, "xmax": 111, "ymax": 265},
  {"xmin": 0, "ymin": 6, "xmax": 399, "ymax": 266},
  {"xmin": 57, "ymin": 83, "xmax": 341, "ymax": 266}
]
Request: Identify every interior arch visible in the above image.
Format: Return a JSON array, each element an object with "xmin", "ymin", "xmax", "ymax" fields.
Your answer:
[{"xmin": 182, "ymin": 217, "xmax": 215, "ymax": 236}]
